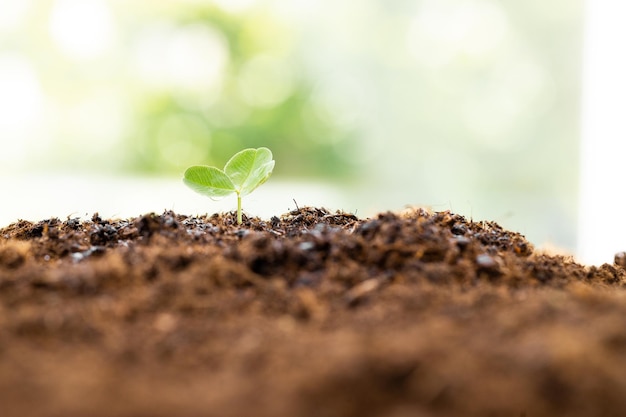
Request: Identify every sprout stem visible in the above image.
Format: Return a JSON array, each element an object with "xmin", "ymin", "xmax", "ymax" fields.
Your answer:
[{"xmin": 237, "ymin": 192, "xmax": 242, "ymax": 225}]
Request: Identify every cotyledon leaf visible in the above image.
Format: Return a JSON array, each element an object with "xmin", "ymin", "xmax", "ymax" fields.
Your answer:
[
  {"xmin": 224, "ymin": 147, "xmax": 275, "ymax": 196},
  {"xmin": 183, "ymin": 165, "xmax": 236, "ymax": 199}
]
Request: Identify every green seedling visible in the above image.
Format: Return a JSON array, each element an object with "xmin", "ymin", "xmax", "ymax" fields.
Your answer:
[{"xmin": 183, "ymin": 147, "xmax": 275, "ymax": 225}]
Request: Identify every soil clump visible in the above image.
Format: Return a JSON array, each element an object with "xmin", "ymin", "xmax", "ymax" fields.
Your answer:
[{"xmin": 1, "ymin": 207, "xmax": 625, "ymax": 417}]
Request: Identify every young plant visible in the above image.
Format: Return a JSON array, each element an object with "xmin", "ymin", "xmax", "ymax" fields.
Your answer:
[{"xmin": 183, "ymin": 147, "xmax": 275, "ymax": 225}]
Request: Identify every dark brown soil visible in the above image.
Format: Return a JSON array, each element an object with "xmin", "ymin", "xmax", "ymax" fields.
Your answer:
[{"xmin": 1, "ymin": 207, "xmax": 625, "ymax": 417}]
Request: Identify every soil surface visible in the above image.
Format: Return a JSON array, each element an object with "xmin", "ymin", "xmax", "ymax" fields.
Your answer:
[{"xmin": 1, "ymin": 207, "xmax": 626, "ymax": 417}]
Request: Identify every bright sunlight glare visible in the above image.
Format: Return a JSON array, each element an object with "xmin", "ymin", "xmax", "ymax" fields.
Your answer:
[
  {"xmin": 0, "ymin": 0, "xmax": 32, "ymax": 33},
  {"xmin": 579, "ymin": 0, "xmax": 626, "ymax": 264},
  {"xmin": 0, "ymin": 54, "xmax": 44, "ymax": 165},
  {"xmin": 48, "ymin": 0, "xmax": 116, "ymax": 60},
  {"xmin": 406, "ymin": 0, "xmax": 509, "ymax": 68}
]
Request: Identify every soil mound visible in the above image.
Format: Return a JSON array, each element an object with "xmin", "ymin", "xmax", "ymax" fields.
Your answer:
[{"xmin": 1, "ymin": 207, "xmax": 625, "ymax": 417}]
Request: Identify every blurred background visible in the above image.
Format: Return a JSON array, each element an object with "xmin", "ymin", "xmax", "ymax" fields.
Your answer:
[{"xmin": 0, "ymin": 1, "xmax": 587, "ymax": 257}]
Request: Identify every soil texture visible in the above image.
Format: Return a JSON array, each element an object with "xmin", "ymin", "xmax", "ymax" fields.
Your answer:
[{"xmin": 1, "ymin": 207, "xmax": 626, "ymax": 417}]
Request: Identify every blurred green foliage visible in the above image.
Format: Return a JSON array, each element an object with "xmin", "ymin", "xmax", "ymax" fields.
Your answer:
[{"xmin": 124, "ymin": 5, "xmax": 356, "ymax": 179}]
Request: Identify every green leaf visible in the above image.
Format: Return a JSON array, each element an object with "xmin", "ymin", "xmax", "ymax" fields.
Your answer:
[
  {"xmin": 183, "ymin": 147, "xmax": 275, "ymax": 225},
  {"xmin": 183, "ymin": 165, "xmax": 236, "ymax": 198},
  {"xmin": 224, "ymin": 147, "xmax": 275, "ymax": 196}
]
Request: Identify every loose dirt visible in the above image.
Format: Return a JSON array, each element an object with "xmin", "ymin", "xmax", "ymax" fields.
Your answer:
[{"xmin": 1, "ymin": 207, "xmax": 625, "ymax": 417}]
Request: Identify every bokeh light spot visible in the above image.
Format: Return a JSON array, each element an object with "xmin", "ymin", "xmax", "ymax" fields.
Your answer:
[
  {"xmin": 0, "ymin": 54, "xmax": 44, "ymax": 166},
  {"xmin": 49, "ymin": 0, "xmax": 116, "ymax": 60},
  {"xmin": 0, "ymin": 0, "xmax": 32, "ymax": 33}
]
